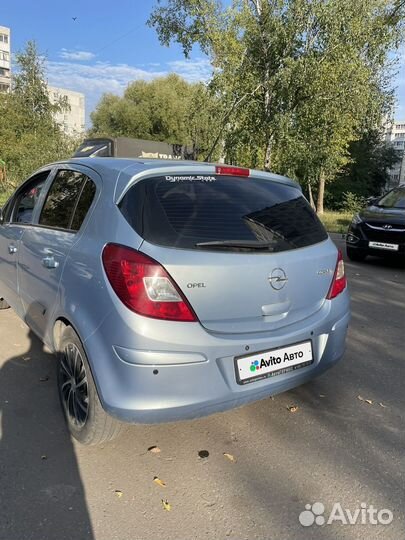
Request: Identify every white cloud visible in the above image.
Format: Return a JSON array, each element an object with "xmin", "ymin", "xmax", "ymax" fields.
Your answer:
[
  {"xmin": 46, "ymin": 57, "xmax": 213, "ymax": 126},
  {"xmin": 59, "ymin": 49, "xmax": 96, "ymax": 61},
  {"xmin": 167, "ymin": 58, "xmax": 212, "ymax": 82}
]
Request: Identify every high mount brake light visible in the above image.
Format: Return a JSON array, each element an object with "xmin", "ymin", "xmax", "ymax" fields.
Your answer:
[
  {"xmin": 102, "ymin": 244, "xmax": 197, "ymax": 322},
  {"xmin": 215, "ymin": 166, "xmax": 250, "ymax": 177},
  {"xmin": 326, "ymin": 250, "xmax": 347, "ymax": 299}
]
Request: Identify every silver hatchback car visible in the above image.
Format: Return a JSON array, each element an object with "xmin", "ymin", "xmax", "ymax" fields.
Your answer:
[{"xmin": 0, "ymin": 159, "xmax": 350, "ymax": 445}]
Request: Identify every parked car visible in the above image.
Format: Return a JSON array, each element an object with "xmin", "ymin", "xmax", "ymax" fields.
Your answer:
[
  {"xmin": 346, "ymin": 185, "xmax": 405, "ymax": 262},
  {"xmin": 0, "ymin": 159, "xmax": 350, "ymax": 445}
]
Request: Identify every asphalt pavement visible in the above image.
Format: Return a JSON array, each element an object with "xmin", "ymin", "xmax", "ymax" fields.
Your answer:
[{"xmin": 0, "ymin": 235, "xmax": 404, "ymax": 540}]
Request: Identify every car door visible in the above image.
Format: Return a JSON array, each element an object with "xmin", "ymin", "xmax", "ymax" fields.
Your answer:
[
  {"xmin": 18, "ymin": 165, "xmax": 98, "ymax": 339},
  {"xmin": 0, "ymin": 169, "xmax": 52, "ymax": 316}
]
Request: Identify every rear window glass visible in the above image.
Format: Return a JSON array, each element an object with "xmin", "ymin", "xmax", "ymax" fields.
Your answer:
[{"xmin": 120, "ymin": 175, "xmax": 327, "ymax": 252}]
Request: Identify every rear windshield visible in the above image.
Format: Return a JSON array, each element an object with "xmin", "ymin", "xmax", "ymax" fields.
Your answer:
[{"xmin": 119, "ymin": 175, "xmax": 327, "ymax": 252}]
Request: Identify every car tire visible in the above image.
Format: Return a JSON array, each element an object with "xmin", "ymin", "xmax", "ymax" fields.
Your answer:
[
  {"xmin": 57, "ymin": 325, "xmax": 125, "ymax": 446},
  {"xmin": 0, "ymin": 297, "xmax": 10, "ymax": 309},
  {"xmin": 346, "ymin": 246, "xmax": 367, "ymax": 262}
]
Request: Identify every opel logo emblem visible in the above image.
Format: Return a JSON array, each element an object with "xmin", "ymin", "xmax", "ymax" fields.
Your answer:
[
  {"xmin": 383, "ymin": 224, "xmax": 392, "ymax": 229},
  {"xmin": 268, "ymin": 268, "xmax": 288, "ymax": 290}
]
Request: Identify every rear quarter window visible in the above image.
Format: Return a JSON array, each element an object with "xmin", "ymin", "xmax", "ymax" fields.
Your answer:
[{"xmin": 119, "ymin": 175, "xmax": 327, "ymax": 252}]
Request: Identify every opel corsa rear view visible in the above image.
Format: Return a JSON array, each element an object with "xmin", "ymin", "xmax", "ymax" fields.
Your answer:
[{"xmin": 0, "ymin": 159, "xmax": 350, "ymax": 445}]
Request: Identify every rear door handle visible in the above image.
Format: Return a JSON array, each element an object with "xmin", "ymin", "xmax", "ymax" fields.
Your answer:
[
  {"xmin": 42, "ymin": 256, "xmax": 59, "ymax": 269},
  {"xmin": 8, "ymin": 244, "xmax": 17, "ymax": 254}
]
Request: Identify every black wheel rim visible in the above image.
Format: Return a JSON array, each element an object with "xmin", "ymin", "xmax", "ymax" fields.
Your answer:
[{"xmin": 59, "ymin": 343, "xmax": 89, "ymax": 428}]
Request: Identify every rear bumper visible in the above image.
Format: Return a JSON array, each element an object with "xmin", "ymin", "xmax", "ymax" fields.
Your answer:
[{"xmin": 83, "ymin": 293, "xmax": 350, "ymax": 424}]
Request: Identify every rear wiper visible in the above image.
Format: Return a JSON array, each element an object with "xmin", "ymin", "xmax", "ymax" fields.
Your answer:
[{"xmin": 195, "ymin": 240, "xmax": 273, "ymax": 250}]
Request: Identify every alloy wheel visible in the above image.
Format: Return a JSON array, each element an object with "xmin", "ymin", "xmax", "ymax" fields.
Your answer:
[{"xmin": 59, "ymin": 343, "xmax": 89, "ymax": 428}]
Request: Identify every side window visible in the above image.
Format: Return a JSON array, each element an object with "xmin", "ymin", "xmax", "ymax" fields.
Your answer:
[
  {"xmin": 39, "ymin": 169, "xmax": 96, "ymax": 231},
  {"xmin": 71, "ymin": 179, "xmax": 96, "ymax": 231},
  {"xmin": 11, "ymin": 171, "xmax": 50, "ymax": 224}
]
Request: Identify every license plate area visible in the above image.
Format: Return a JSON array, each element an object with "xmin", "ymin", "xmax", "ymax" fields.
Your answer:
[
  {"xmin": 368, "ymin": 241, "xmax": 399, "ymax": 251},
  {"xmin": 235, "ymin": 340, "xmax": 314, "ymax": 385}
]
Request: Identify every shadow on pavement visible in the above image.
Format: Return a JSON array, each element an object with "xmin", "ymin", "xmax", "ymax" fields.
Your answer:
[{"xmin": 0, "ymin": 330, "xmax": 93, "ymax": 540}]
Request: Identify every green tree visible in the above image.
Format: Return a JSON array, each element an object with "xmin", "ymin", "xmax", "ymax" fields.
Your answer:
[
  {"xmin": 0, "ymin": 41, "xmax": 77, "ymax": 192},
  {"xmin": 90, "ymin": 74, "xmax": 220, "ymax": 160},
  {"xmin": 148, "ymin": 0, "xmax": 405, "ymax": 212},
  {"xmin": 325, "ymin": 129, "xmax": 401, "ymax": 209}
]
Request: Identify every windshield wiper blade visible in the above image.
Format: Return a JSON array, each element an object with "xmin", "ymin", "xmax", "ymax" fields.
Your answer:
[{"xmin": 195, "ymin": 240, "xmax": 273, "ymax": 250}]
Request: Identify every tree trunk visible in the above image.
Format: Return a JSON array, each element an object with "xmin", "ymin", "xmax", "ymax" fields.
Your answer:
[
  {"xmin": 316, "ymin": 171, "xmax": 325, "ymax": 214},
  {"xmin": 264, "ymin": 136, "xmax": 272, "ymax": 171},
  {"xmin": 308, "ymin": 181, "xmax": 316, "ymax": 210}
]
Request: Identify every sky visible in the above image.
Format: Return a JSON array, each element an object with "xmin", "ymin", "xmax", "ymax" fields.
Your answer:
[{"xmin": 2, "ymin": 0, "xmax": 405, "ymax": 127}]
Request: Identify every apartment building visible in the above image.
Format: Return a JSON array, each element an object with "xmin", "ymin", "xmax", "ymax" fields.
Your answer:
[
  {"xmin": 0, "ymin": 25, "xmax": 11, "ymax": 92},
  {"xmin": 48, "ymin": 86, "xmax": 85, "ymax": 136},
  {"xmin": 384, "ymin": 120, "xmax": 405, "ymax": 187}
]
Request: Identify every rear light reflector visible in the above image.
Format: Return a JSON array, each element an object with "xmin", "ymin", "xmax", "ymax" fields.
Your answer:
[
  {"xmin": 215, "ymin": 165, "xmax": 250, "ymax": 177},
  {"xmin": 326, "ymin": 250, "xmax": 347, "ymax": 299},
  {"xmin": 102, "ymin": 243, "xmax": 197, "ymax": 322}
]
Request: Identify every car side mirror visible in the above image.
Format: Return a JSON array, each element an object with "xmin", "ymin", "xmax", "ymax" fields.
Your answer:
[{"xmin": 366, "ymin": 196, "xmax": 379, "ymax": 205}]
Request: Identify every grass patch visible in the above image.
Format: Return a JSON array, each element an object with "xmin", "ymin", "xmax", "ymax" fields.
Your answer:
[{"xmin": 319, "ymin": 211, "xmax": 352, "ymax": 234}]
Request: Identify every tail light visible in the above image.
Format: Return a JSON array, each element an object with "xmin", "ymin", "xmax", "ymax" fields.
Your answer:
[
  {"xmin": 326, "ymin": 250, "xmax": 347, "ymax": 299},
  {"xmin": 102, "ymin": 243, "xmax": 197, "ymax": 322}
]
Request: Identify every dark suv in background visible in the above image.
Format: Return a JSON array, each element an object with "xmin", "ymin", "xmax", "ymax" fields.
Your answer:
[{"xmin": 346, "ymin": 185, "xmax": 405, "ymax": 262}]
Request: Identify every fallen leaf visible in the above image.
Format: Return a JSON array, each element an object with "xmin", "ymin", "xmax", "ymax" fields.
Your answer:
[
  {"xmin": 41, "ymin": 455, "xmax": 47, "ymax": 460},
  {"xmin": 223, "ymin": 453, "xmax": 236, "ymax": 463},
  {"xmin": 153, "ymin": 476, "xmax": 166, "ymax": 487},
  {"xmin": 358, "ymin": 395, "xmax": 373, "ymax": 405},
  {"xmin": 287, "ymin": 405, "xmax": 299, "ymax": 413},
  {"xmin": 319, "ymin": 394, "xmax": 326, "ymax": 398},
  {"xmin": 114, "ymin": 490, "xmax": 123, "ymax": 498},
  {"xmin": 379, "ymin": 402, "xmax": 387, "ymax": 408},
  {"xmin": 39, "ymin": 376, "xmax": 49, "ymax": 382},
  {"xmin": 198, "ymin": 450, "xmax": 209, "ymax": 459},
  {"xmin": 148, "ymin": 446, "xmax": 161, "ymax": 454},
  {"xmin": 161, "ymin": 499, "xmax": 171, "ymax": 511}
]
